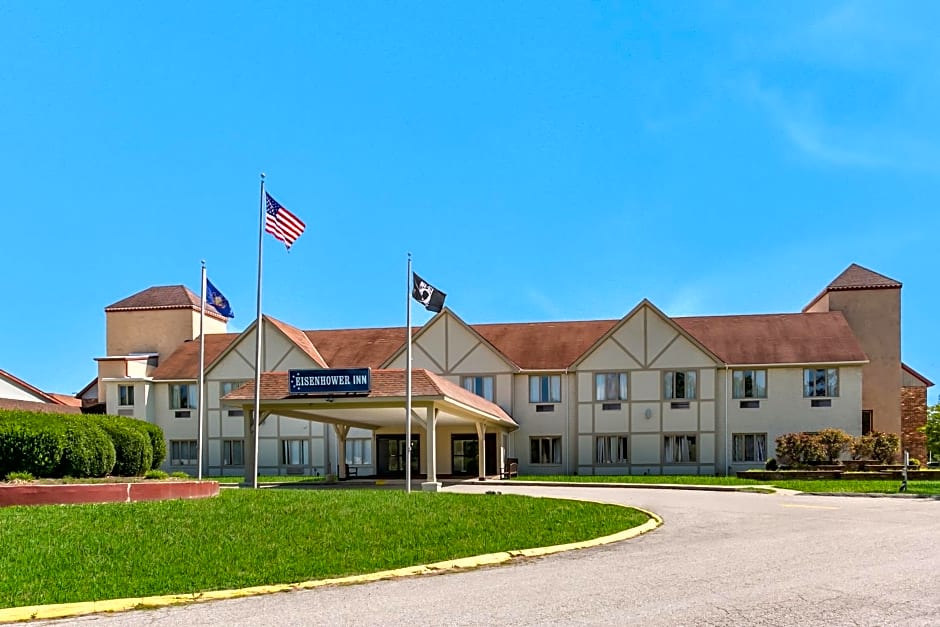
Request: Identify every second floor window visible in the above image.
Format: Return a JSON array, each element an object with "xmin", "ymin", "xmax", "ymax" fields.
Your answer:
[
  {"xmin": 220, "ymin": 381, "xmax": 248, "ymax": 397},
  {"xmin": 529, "ymin": 375, "xmax": 561, "ymax": 403},
  {"xmin": 595, "ymin": 373, "xmax": 628, "ymax": 401},
  {"xmin": 461, "ymin": 376, "xmax": 494, "ymax": 402},
  {"xmin": 732, "ymin": 370, "xmax": 767, "ymax": 399},
  {"xmin": 118, "ymin": 384, "xmax": 135, "ymax": 407},
  {"xmin": 664, "ymin": 371, "xmax": 696, "ymax": 400},
  {"xmin": 170, "ymin": 384, "xmax": 197, "ymax": 409},
  {"xmin": 804, "ymin": 368, "xmax": 839, "ymax": 398}
]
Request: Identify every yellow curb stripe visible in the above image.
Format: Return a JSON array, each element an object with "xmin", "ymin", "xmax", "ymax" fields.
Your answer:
[{"xmin": 0, "ymin": 505, "xmax": 662, "ymax": 624}]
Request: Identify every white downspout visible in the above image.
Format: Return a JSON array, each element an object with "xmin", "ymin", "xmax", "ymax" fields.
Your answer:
[
  {"xmin": 564, "ymin": 368, "xmax": 570, "ymax": 475},
  {"xmin": 724, "ymin": 365, "xmax": 730, "ymax": 476}
]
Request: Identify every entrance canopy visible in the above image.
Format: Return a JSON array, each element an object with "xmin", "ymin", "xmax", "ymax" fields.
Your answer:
[{"xmin": 222, "ymin": 368, "xmax": 517, "ymax": 488}]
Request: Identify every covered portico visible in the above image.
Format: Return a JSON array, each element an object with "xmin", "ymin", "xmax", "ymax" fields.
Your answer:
[{"xmin": 222, "ymin": 368, "xmax": 518, "ymax": 491}]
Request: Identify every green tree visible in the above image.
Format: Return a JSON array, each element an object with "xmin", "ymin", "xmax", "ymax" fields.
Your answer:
[{"xmin": 921, "ymin": 401, "xmax": 940, "ymax": 461}]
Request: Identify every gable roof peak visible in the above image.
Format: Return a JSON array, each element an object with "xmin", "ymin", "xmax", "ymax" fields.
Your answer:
[{"xmin": 827, "ymin": 264, "xmax": 901, "ymax": 291}]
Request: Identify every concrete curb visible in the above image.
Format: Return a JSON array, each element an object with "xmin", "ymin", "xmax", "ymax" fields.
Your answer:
[
  {"xmin": 479, "ymin": 480, "xmax": 772, "ymax": 493},
  {"xmin": 0, "ymin": 504, "xmax": 662, "ymax": 624}
]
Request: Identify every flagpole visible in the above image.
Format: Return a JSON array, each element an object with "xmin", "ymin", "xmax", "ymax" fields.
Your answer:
[
  {"xmin": 197, "ymin": 260, "xmax": 206, "ymax": 481},
  {"xmin": 251, "ymin": 173, "xmax": 266, "ymax": 489},
  {"xmin": 405, "ymin": 252, "xmax": 412, "ymax": 494}
]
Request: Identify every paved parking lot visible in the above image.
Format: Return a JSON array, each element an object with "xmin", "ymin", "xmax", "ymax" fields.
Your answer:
[{"xmin": 43, "ymin": 484, "xmax": 940, "ymax": 626}]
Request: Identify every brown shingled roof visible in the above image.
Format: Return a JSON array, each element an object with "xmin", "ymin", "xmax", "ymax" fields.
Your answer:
[
  {"xmin": 223, "ymin": 369, "xmax": 516, "ymax": 426},
  {"xmin": 267, "ymin": 316, "xmax": 328, "ymax": 368},
  {"xmin": 48, "ymin": 393, "xmax": 83, "ymax": 407},
  {"xmin": 306, "ymin": 327, "xmax": 408, "ymax": 369},
  {"xmin": 153, "ymin": 308, "xmax": 872, "ymax": 381},
  {"xmin": 472, "ymin": 319, "xmax": 619, "ymax": 370},
  {"xmin": 151, "ymin": 333, "xmax": 240, "ymax": 379},
  {"xmin": 0, "ymin": 398, "xmax": 83, "ymax": 414},
  {"xmin": 674, "ymin": 312, "xmax": 867, "ymax": 365},
  {"xmin": 105, "ymin": 285, "xmax": 227, "ymax": 322},
  {"xmin": 827, "ymin": 264, "xmax": 901, "ymax": 291}
]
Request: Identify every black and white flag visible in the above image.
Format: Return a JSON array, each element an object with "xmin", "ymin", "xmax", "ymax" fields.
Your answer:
[{"xmin": 412, "ymin": 272, "xmax": 446, "ymax": 313}]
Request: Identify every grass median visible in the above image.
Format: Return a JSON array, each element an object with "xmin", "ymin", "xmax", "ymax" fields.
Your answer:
[
  {"xmin": 0, "ymin": 489, "xmax": 649, "ymax": 609},
  {"xmin": 514, "ymin": 474, "xmax": 940, "ymax": 495}
]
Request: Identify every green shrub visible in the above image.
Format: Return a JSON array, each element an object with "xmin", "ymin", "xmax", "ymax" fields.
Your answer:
[
  {"xmin": 4, "ymin": 471, "xmax": 34, "ymax": 481},
  {"xmin": 145, "ymin": 469, "xmax": 169, "ymax": 479},
  {"xmin": 817, "ymin": 428, "xmax": 852, "ymax": 463},
  {"xmin": 908, "ymin": 458, "xmax": 921, "ymax": 468},
  {"xmin": 765, "ymin": 457, "xmax": 778, "ymax": 471},
  {"xmin": 871, "ymin": 432, "xmax": 900, "ymax": 464},
  {"xmin": 137, "ymin": 422, "xmax": 166, "ymax": 469},
  {"xmin": 58, "ymin": 421, "xmax": 116, "ymax": 478},
  {"xmin": 851, "ymin": 434, "xmax": 876, "ymax": 460},
  {"xmin": 0, "ymin": 412, "xmax": 68, "ymax": 477},
  {"xmin": 170, "ymin": 471, "xmax": 189, "ymax": 479},
  {"xmin": 92, "ymin": 417, "xmax": 153, "ymax": 477},
  {"xmin": 775, "ymin": 432, "xmax": 825, "ymax": 468}
]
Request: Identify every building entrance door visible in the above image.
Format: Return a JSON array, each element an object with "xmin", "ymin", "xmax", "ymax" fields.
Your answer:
[
  {"xmin": 451, "ymin": 433, "xmax": 497, "ymax": 476},
  {"xmin": 375, "ymin": 435, "xmax": 420, "ymax": 476}
]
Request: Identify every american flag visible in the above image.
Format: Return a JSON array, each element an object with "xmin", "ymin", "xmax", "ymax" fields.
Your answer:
[{"xmin": 264, "ymin": 192, "xmax": 306, "ymax": 250}]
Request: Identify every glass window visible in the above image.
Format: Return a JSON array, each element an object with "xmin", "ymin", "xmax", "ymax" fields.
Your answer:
[
  {"xmin": 460, "ymin": 376, "xmax": 494, "ymax": 402},
  {"xmin": 595, "ymin": 435, "xmax": 628, "ymax": 464},
  {"xmin": 281, "ymin": 439, "xmax": 309, "ymax": 465},
  {"xmin": 118, "ymin": 384, "xmax": 135, "ymax": 407},
  {"xmin": 222, "ymin": 439, "xmax": 244, "ymax": 466},
  {"xmin": 664, "ymin": 371, "xmax": 697, "ymax": 400},
  {"xmin": 595, "ymin": 373, "xmax": 628, "ymax": 401},
  {"xmin": 732, "ymin": 433, "xmax": 767, "ymax": 463},
  {"xmin": 529, "ymin": 375, "xmax": 561, "ymax": 403},
  {"xmin": 345, "ymin": 438, "xmax": 373, "ymax": 465},
  {"xmin": 732, "ymin": 370, "xmax": 767, "ymax": 399},
  {"xmin": 169, "ymin": 384, "xmax": 198, "ymax": 409},
  {"xmin": 803, "ymin": 368, "xmax": 839, "ymax": 398},
  {"xmin": 170, "ymin": 440, "xmax": 197, "ymax": 465},
  {"xmin": 529, "ymin": 436, "xmax": 562, "ymax": 464},
  {"xmin": 220, "ymin": 381, "xmax": 247, "ymax": 397},
  {"xmin": 664, "ymin": 434, "xmax": 697, "ymax": 463}
]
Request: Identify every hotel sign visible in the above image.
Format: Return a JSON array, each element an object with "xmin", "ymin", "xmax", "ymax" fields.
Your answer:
[{"xmin": 288, "ymin": 368, "xmax": 372, "ymax": 396}]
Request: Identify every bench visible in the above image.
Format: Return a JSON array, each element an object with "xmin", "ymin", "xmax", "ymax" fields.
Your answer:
[{"xmin": 501, "ymin": 459, "xmax": 518, "ymax": 479}]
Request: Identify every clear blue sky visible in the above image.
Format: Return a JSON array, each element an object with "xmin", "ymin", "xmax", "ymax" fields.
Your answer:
[{"xmin": 1, "ymin": 1, "xmax": 937, "ymax": 404}]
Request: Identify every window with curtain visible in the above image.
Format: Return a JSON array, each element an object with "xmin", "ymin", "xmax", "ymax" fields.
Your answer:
[
  {"xmin": 170, "ymin": 440, "xmax": 197, "ymax": 465},
  {"xmin": 222, "ymin": 439, "xmax": 244, "ymax": 466},
  {"xmin": 732, "ymin": 370, "xmax": 767, "ymax": 399},
  {"xmin": 529, "ymin": 375, "xmax": 561, "ymax": 403},
  {"xmin": 118, "ymin": 384, "xmax": 135, "ymax": 407},
  {"xmin": 169, "ymin": 384, "xmax": 198, "ymax": 409},
  {"xmin": 732, "ymin": 433, "xmax": 766, "ymax": 462},
  {"xmin": 529, "ymin": 436, "xmax": 562, "ymax": 464},
  {"xmin": 664, "ymin": 371, "xmax": 697, "ymax": 400},
  {"xmin": 460, "ymin": 376, "xmax": 494, "ymax": 402},
  {"xmin": 345, "ymin": 438, "xmax": 373, "ymax": 465},
  {"xmin": 663, "ymin": 434, "xmax": 697, "ymax": 463},
  {"xmin": 281, "ymin": 439, "xmax": 309, "ymax": 465},
  {"xmin": 803, "ymin": 368, "xmax": 839, "ymax": 397},
  {"xmin": 595, "ymin": 435, "xmax": 628, "ymax": 464},
  {"xmin": 595, "ymin": 373, "xmax": 628, "ymax": 401}
]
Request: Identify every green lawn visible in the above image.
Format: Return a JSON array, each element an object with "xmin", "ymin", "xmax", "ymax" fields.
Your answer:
[
  {"xmin": 516, "ymin": 474, "xmax": 762, "ymax": 486},
  {"xmin": 208, "ymin": 475, "xmax": 326, "ymax": 484},
  {"xmin": 0, "ymin": 489, "xmax": 648, "ymax": 609},
  {"xmin": 770, "ymin": 480, "xmax": 940, "ymax": 495},
  {"xmin": 514, "ymin": 474, "xmax": 940, "ymax": 495}
]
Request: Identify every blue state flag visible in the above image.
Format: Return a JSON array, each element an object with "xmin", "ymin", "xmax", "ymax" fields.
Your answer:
[{"xmin": 206, "ymin": 278, "xmax": 234, "ymax": 318}]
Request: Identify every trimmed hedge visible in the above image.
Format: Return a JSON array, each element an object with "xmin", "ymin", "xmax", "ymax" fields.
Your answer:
[
  {"xmin": 138, "ymin": 421, "xmax": 167, "ymax": 469},
  {"xmin": 91, "ymin": 417, "xmax": 153, "ymax": 477},
  {"xmin": 59, "ymin": 422, "xmax": 116, "ymax": 478},
  {"xmin": 0, "ymin": 409, "xmax": 164, "ymax": 479}
]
